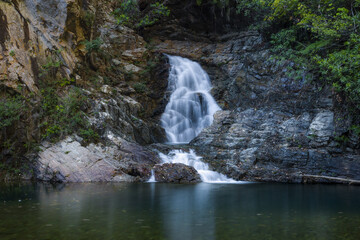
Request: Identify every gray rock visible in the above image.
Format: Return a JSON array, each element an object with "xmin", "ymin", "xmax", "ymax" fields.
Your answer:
[
  {"xmin": 112, "ymin": 59, "xmax": 122, "ymax": 66},
  {"xmin": 309, "ymin": 111, "xmax": 334, "ymax": 146},
  {"xmin": 35, "ymin": 136, "xmax": 161, "ymax": 183},
  {"xmin": 154, "ymin": 163, "xmax": 201, "ymax": 183},
  {"xmin": 191, "ymin": 108, "xmax": 360, "ymax": 183}
]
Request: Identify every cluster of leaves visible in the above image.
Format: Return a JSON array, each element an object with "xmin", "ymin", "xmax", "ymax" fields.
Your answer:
[
  {"xmin": 266, "ymin": 0, "xmax": 360, "ymax": 113},
  {"xmin": 112, "ymin": 0, "xmax": 170, "ymax": 29},
  {"xmin": 133, "ymin": 82, "xmax": 147, "ymax": 93},
  {"xmin": 38, "ymin": 53, "xmax": 99, "ymax": 143},
  {"xmin": 83, "ymin": 38, "xmax": 103, "ymax": 54},
  {"xmin": 0, "ymin": 96, "xmax": 24, "ymax": 129},
  {"xmin": 40, "ymin": 86, "xmax": 98, "ymax": 143},
  {"xmin": 81, "ymin": 10, "xmax": 96, "ymax": 29}
]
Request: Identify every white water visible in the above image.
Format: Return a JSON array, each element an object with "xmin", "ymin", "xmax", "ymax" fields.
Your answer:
[
  {"xmin": 160, "ymin": 56, "xmax": 221, "ymax": 143},
  {"xmin": 149, "ymin": 55, "xmax": 242, "ymax": 184},
  {"xmin": 148, "ymin": 169, "xmax": 156, "ymax": 183},
  {"xmin": 159, "ymin": 150, "xmax": 238, "ymax": 183}
]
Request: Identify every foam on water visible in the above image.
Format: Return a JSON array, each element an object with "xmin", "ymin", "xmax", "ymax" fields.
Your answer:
[{"xmin": 159, "ymin": 150, "xmax": 239, "ymax": 183}]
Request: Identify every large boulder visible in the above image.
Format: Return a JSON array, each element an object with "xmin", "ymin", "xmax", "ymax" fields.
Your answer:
[
  {"xmin": 35, "ymin": 136, "xmax": 161, "ymax": 183},
  {"xmin": 154, "ymin": 163, "xmax": 201, "ymax": 183}
]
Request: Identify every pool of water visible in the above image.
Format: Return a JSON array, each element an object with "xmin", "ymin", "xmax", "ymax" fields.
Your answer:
[{"xmin": 0, "ymin": 182, "xmax": 360, "ymax": 240}]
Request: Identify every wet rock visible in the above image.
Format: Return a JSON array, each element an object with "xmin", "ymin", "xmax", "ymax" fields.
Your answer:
[
  {"xmin": 191, "ymin": 109, "xmax": 360, "ymax": 183},
  {"xmin": 154, "ymin": 163, "xmax": 201, "ymax": 183}
]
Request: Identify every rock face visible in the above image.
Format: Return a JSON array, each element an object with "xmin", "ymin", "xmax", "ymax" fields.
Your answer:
[
  {"xmin": 147, "ymin": 18, "xmax": 360, "ymax": 183},
  {"xmin": 0, "ymin": 0, "xmax": 84, "ymax": 93},
  {"xmin": 154, "ymin": 163, "xmax": 201, "ymax": 183},
  {"xmin": 36, "ymin": 136, "xmax": 161, "ymax": 183},
  {"xmin": 0, "ymin": 0, "xmax": 168, "ymax": 182},
  {"xmin": 191, "ymin": 109, "xmax": 360, "ymax": 183}
]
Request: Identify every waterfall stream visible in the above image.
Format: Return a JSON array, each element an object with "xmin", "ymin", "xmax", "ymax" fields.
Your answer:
[
  {"xmin": 150, "ymin": 55, "xmax": 242, "ymax": 184},
  {"xmin": 160, "ymin": 56, "xmax": 221, "ymax": 143}
]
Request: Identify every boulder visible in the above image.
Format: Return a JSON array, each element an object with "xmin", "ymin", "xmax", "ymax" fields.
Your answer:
[
  {"xmin": 35, "ymin": 136, "xmax": 161, "ymax": 183},
  {"xmin": 154, "ymin": 163, "xmax": 201, "ymax": 183}
]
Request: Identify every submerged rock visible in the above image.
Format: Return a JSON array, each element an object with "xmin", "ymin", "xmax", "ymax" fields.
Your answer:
[{"xmin": 154, "ymin": 163, "xmax": 201, "ymax": 183}]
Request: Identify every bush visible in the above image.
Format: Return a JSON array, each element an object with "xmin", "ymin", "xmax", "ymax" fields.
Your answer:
[
  {"xmin": 267, "ymin": 0, "xmax": 360, "ymax": 112},
  {"xmin": 0, "ymin": 96, "xmax": 24, "ymax": 129},
  {"xmin": 112, "ymin": 0, "xmax": 170, "ymax": 29},
  {"xmin": 84, "ymin": 38, "xmax": 103, "ymax": 53},
  {"xmin": 133, "ymin": 82, "xmax": 147, "ymax": 93},
  {"xmin": 41, "ymin": 87, "xmax": 93, "ymax": 141}
]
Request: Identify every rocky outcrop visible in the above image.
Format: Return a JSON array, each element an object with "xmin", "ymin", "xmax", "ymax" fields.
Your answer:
[
  {"xmin": 145, "ymin": 17, "xmax": 360, "ymax": 184},
  {"xmin": 0, "ymin": 0, "xmax": 170, "ymax": 182},
  {"xmin": 191, "ymin": 109, "xmax": 360, "ymax": 183},
  {"xmin": 153, "ymin": 163, "xmax": 201, "ymax": 183},
  {"xmin": 35, "ymin": 135, "xmax": 160, "ymax": 182},
  {"xmin": 89, "ymin": 84, "xmax": 165, "ymax": 145},
  {"xmin": 0, "ymin": 0, "xmax": 86, "ymax": 93}
]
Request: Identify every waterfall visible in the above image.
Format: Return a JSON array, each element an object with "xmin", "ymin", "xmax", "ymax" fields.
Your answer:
[
  {"xmin": 159, "ymin": 150, "xmax": 238, "ymax": 183},
  {"xmin": 160, "ymin": 56, "xmax": 221, "ymax": 144},
  {"xmin": 148, "ymin": 169, "xmax": 156, "ymax": 183},
  {"xmin": 149, "ymin": 55, "xmax": 243, "ymax": 184}
]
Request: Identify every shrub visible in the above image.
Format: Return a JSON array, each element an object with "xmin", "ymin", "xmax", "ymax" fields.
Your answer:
[
  {"xmin": 84, "ymin": 38, "xmax": 103, "ymax": 53},
  {"xmin": 112, "ymin": 0, "xmax": 170, "ymax": 29},
  {"xmin": 0, "ymin": 96, "xmax": 24, "ymax": 129},
  {"xmin": 133, "ymin": 82, "xmax": 147, "ymax": 93}
]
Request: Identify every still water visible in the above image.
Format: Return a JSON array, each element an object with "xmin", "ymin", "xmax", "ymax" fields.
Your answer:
[{"xmin": 0, "ymin": 182, "xmax": 360, "ymax": 240}]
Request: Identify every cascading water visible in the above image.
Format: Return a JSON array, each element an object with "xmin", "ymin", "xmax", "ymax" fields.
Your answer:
[
  {"xmin": 160, "ymin": 56, "xmax": 221, "ymax": 144},
  {"xmin": 159, "ymin": 150, "xmax": 238, "ymax": 183},
  {"xmin": 149, "ymin": 55, "xmax": 243, "ymax": 184}
]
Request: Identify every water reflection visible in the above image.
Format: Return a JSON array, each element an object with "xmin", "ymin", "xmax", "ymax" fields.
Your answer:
[{"xmin": 0, "ymin": 183, "xmax": 360, "ymax": 240}]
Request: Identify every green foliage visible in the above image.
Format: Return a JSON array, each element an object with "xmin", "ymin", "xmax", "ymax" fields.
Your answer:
[
  {"xmin": 267, "ymin": 0, "xmax": 360, "ymax": 111},
  {"xmin": 40, "ymin": 57, "xmax": 62, "ymax": 78},
  {"xmin": 0, "ymin": 96, "xmax": 24, "ymax": 129},
  {"xmin": 82, "ymin": 10, "xmax": 95, "ymax": 28},
  {"xmin": 351, "ymin": 125, "xmax": 360, "ymax": 136},
  {"xmin": 58, "ymin": 77, "xmax": 75, "ymax": 87},
  {"xmin": 9, "ymin": 50, "xmax": 15, "ymax": 57},
  {"xmin": 79, "ymin": 129, "xmax": 99, "ymax": 144},
  {"xmin": 194, "ymin": 0, "xmax": 360, "ymax": 115},
  {"xmin": 40, "ymin": 87, "xmax": 96, "ymax": 143},
  {"xmin": 84, "ymin": 38, "xmax": 103, "ymax": 53},
  {"xmin": 113, "ymin": 0, "xmax": 170, "ymax": 29},
  {"xmin": 334, "ymin": 135, "xmax": 350, "ymax": 145},
  {"xmin": 113, "ymin": 0, "xmax": 139, "ymax": 26},
  {"xmin": 133, "ymin": 82, "xmax": 147, "ymax": 93},
  {"xmin": 140, "ymin": 59, "xmax": 158, "ymax": 76}
]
